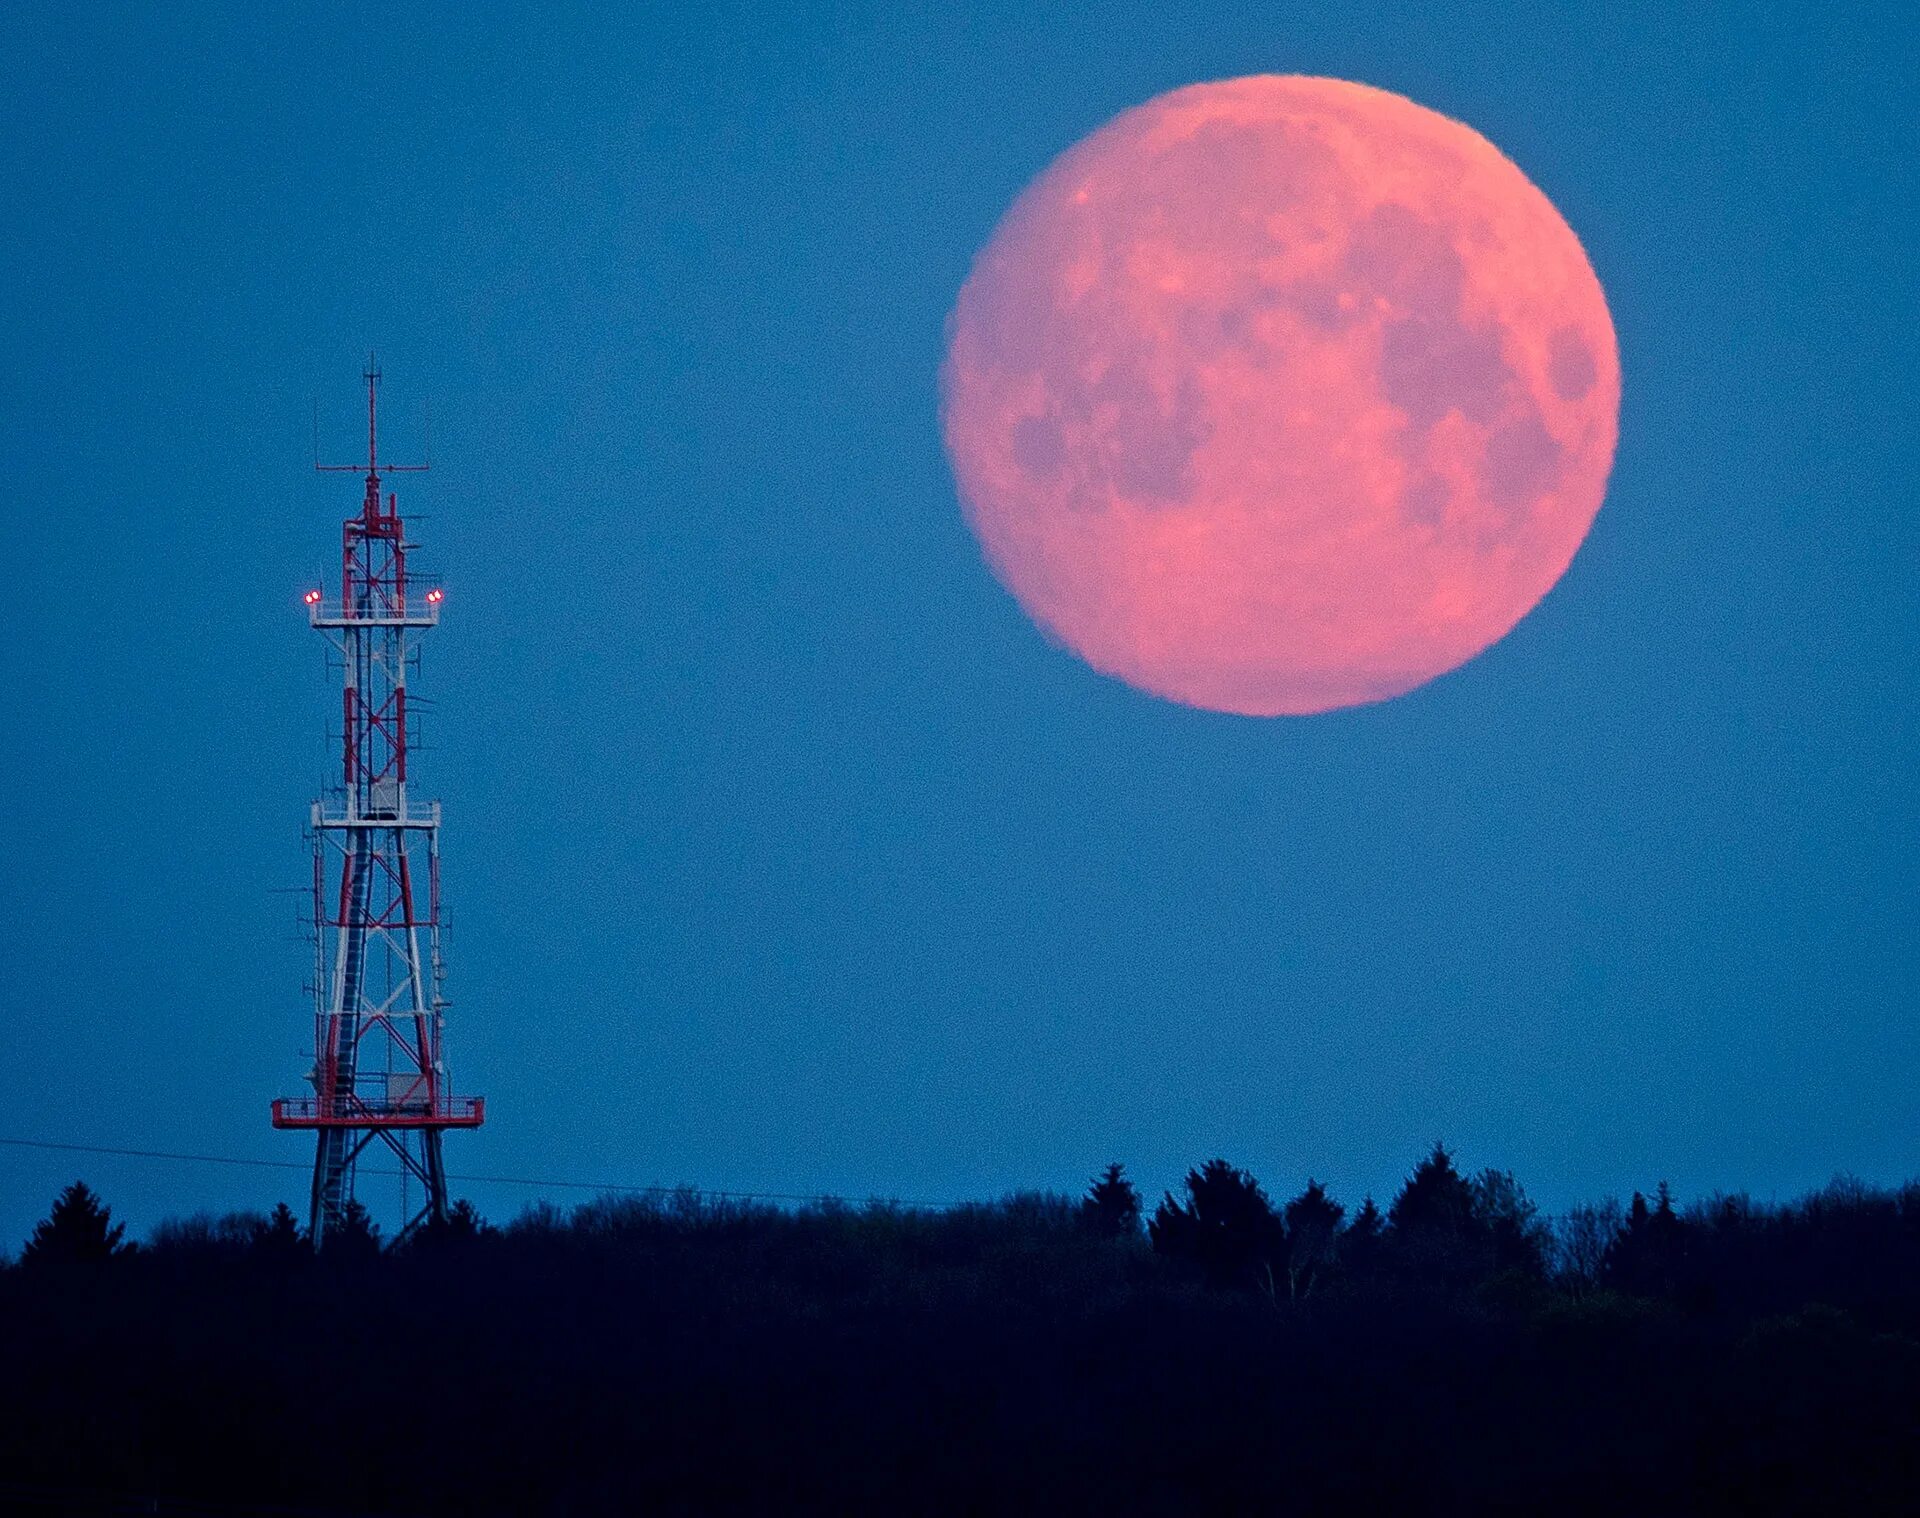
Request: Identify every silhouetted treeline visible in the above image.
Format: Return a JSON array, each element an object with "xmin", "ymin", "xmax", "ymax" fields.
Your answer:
[{"xmin": 4, "ymin": 1150, "xmax": 1919, "ymax": 1515}]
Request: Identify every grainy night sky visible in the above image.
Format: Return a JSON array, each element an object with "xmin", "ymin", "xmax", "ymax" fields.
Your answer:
[{"xmin": 1, "ymin": 2, "xmax": 1913, "ymax": 1247}]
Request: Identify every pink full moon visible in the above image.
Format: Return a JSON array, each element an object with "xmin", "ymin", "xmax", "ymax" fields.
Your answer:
[{"xmin": 940, "ymin": 76, "xmax": 1620, "ymax": 715}]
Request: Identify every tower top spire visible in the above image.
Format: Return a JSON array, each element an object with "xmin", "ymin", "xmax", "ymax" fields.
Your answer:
[
  {"xmin": 364, "ymin": 352, "xmax": 380, "ymax": 475},
  {"xmin": 316, "ymin": 356, "xmax": 427, "ymax": 490}
]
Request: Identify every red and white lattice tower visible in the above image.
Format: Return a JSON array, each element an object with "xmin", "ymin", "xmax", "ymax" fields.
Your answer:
[{"xmin": 273, "ymin": 361, "xmax": 483, "ymax": 1245}]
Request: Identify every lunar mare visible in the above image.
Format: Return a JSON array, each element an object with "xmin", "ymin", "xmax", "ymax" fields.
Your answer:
[{"xmin": 941, "ymin": 75, "xmax": 1620, "ymax": 715}]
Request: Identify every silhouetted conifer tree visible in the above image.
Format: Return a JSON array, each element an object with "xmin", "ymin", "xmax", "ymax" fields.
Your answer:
[
  {"xmin": 1150, "ymin": 1159, "xmax": 1284, "ymax": 1296},
  {"xmin": 1389, "ymin": 1144, "xmax": 1476, "ymax": 1236},
  {"xmin": 410, "ymin": 1198, "xmax": 491, "ymax": 1254},
  {"xmin": 447, "ymin": 1198, "xmax": 488, "ymax": 1237},
  {"xmin": 1282, "ymin": 1180, "xmax": 1344, "ymax": 1298},
  {"xmin": 1606, "ymin": 1181, "xmax": 1691, "ymax": 1297},
  {"xmin": 20, "ymin": 1182, "xmax": 127, "ymax": 1268},
  {"xmin": 322, "ymin": 1199, "xmax": 382, "ymax": 1261},
  {"xmin": 1079, "ymin": 1163, "xmax": 1143, "ymax": 1240},
  {"xmin": 252, "ymin": 1202, "xmax": 305, "ymax": 1262},
  {"xmin": 1387, "ymin": 1143, "xmax": 1498, "ymax": 1284},
  {"xmin": 1342, "ymin": 1195, "xmax": 1385, "ymax": 1279}
]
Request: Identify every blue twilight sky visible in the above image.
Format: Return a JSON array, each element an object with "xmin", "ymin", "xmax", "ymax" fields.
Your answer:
[{"xmin": 1, "ymin": 2, "xmax": 1914, "ymax": 1248}]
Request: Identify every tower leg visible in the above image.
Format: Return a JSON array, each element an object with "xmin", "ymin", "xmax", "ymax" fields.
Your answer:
[
  {"xmin": 423, "ymin": 1129, "xmax": 450, "ymax": 1225},
  {"xmin": 310, "ymin": 1126, "xmax": 353, "ymax": 1245},
  {"xmin": 310, "ymin": 1128, "xmax": 351, "ymax": 1246}
]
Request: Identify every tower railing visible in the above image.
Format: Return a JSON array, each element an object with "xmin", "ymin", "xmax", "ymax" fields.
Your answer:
[
  {"xmin": 312, "ymin": 801, "xmax": 442, "ymax": 829},
  {"xmin": 308, "ymin": 597, "xmax": 441, "ymax": 627},
  {"xmin": 272, "ymin": 1096, "xmax": 485, "ymax": 1129}
]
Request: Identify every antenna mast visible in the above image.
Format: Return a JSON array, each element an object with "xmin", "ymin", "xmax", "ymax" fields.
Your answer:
[{"xmin": 274, "ymin": 361, "xmax": 482, "ymax": 1245}]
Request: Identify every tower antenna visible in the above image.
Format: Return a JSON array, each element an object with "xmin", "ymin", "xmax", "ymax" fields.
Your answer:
[{"xmin": 275, "ymin": 363, "xmax": 483, "ymax": 1246}]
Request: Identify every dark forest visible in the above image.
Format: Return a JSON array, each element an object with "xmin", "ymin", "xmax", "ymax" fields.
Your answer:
[{"xmin": 4, "ymin": 1148, "xmax": 1918, "ymax": 1516}]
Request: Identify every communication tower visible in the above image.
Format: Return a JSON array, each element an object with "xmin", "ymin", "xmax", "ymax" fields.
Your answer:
[{"xmin": 273, "ymin": 361, "xmax": 483, "ymax": 1244}]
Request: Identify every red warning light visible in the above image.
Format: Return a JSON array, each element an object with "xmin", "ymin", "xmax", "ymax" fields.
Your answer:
[
  {"xmin": 426, "ymin": 588, "xmax": 444, "ymax": 604},
  {"xmin": 304, "ymin": 590, "xmax": 323, "ymax": 605}
]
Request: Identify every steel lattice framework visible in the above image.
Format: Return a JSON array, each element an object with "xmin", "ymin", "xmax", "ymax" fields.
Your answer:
[{"xmin": 273, "ymin": 362, "xmax": 483, "ymax": 1245}]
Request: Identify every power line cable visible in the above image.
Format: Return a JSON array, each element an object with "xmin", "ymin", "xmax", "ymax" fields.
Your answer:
[{"xmin": 0, "ymin": 1135, "xmax": 962, "ymax": 1211}]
